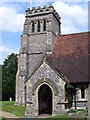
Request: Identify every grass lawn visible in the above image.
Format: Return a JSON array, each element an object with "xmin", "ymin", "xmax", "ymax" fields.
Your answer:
[
  {"xmin": 69, "ymin": 109, "xmax": 88, "ymax": 118},
  {"xmin": 49, "ymin": 114, "xmax": 68, "ymax": 120},
  {"xmin": 0, "ymin": 118, "xmax": 6, "ymax": 120},
  {"xmin": 1, "ymin": 101, "xmax": 26, "ymax": 117},
  {"xmin": 0, "ymin": 116, "xmax": 6, "ymax": 120},
  {"xmin": 1, "ymin": 101, "xmax": 88, "ymax": 119},
  {"xmin": 0, "ymin": 116, "xmax": 2, "ymax": 120}
]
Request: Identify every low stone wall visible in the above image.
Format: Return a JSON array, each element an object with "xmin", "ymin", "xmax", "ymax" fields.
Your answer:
[
  {"xmin": 67, "ymin": 111, "xmax": 86, "ymax": 119},
  {"xmin": 72, "ymin": 101, "xmax": 88, "ymax": 109}
]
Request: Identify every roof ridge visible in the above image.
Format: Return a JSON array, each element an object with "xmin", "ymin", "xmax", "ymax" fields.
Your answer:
[{"xmin": 59, "ymin": 31, "xmax": 89, "ymax": 37}]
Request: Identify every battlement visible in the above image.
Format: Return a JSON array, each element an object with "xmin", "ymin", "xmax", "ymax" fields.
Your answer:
[
  {"xmin": 26, "ymin": 5, "xmax": 61, "ymax": 22},
  {"xmin": 22, "ymin": 4, "xmax": 61, "ymax": 53}
]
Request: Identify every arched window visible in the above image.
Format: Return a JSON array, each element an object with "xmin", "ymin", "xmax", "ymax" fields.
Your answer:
[
  {"xmin": 43, "ymin": 19, "xmax": 46, "ymax": 31},
  {"xmin": 37, "ymin": 20, "xmax": 40, "ymax": 32},
  {"xmin": 32, "ymin": 21, "xmax": 34, "ymax": 32},
  {"xmin": 81, "ymin": 88, "xmax": 85, "ymax": 99}
]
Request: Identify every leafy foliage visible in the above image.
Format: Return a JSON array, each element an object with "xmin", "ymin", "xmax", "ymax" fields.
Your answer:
[
  {"xmin": 0, "ymin": 64, "xmax": 2, "ymax": 100},
  {"xmin": 2, "ymin": 53, "xmax": 18, "ymax": 101}
]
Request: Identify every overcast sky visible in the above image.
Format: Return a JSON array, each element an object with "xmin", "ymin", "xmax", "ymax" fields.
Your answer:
[{"xmin": 0, "ymin": 0, "xmax": 89, "ymax": 64}]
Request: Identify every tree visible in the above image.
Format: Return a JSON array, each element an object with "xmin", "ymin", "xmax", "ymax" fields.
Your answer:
[
  {"xmin": 2, "ymin": 53, "xmax": 18, "ymax": 101},
  {"xmin": 0, "ymin": 64, "xmax": 2, "ymax": 100}
]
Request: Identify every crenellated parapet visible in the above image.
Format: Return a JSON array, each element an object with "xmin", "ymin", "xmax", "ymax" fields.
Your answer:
[
  {"xmin": 22, "ymin": 4, "xmax": 61, "ymax": 53},
  {"xmin": 26, "ymin": 5, "xmax": 61, "ymax": 23}
]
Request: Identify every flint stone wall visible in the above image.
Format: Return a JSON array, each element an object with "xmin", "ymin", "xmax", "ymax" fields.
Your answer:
[{"xmin": 25, "ymin": 61, "xmax": 66, "ymax": 117}]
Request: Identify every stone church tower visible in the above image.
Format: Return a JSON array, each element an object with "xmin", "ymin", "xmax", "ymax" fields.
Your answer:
[
  {"xmin": 16, "ymin": 5, "xmax": 67, "ymax": 117},
  {"xmin": 15, "ymin": 5, "xmax": 61, "ymax": 106}
]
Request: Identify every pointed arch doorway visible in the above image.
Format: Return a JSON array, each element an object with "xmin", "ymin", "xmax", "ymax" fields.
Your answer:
[{"xmin": 38, "ymin": 84, "xmax": 52, "ymax": 115}]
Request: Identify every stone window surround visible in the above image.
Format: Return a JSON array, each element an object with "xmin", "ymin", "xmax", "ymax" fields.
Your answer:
[
  {"xmin": 30, "ymin": 19, "xmax": 47, "ymax": 33},
  {"xmin": 81, "ymin": 88, "xmax": 85, "ymax": 99},
  {"xmin": 32, "ymin": 21, "xmax": 34, "ymax": 33},
  {"xmin": 76, "ymin": 88, "xmax": 87, "ymax": 101},
  {"xmin": 37, "ymin": 20, "xmax": 40, "ymax": 32},
  {"xmin": 43, "ymin": 19, "xmax": 46, "ymax": 31}
]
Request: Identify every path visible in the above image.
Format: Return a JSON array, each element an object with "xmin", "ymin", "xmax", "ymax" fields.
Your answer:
[
  {"xmin": 38, "ymin": 114, "xmax": 51, "ymax": 118},
  {"xmin": 0, "ymin": 111, "xmax": 19, "ymax": 118},
  {"xmin": 0, "ymin": 111, "xmax": 51, "ymax": 118}
]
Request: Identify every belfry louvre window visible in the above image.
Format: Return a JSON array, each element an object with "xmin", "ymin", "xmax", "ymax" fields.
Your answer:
[
  {"xmin": 81, "ymin": 88, "xmax": 85, "ymax": 99},
  {"xmin": 32, "ymin": 21, "xmax": 34, "ymax": 32},
  {"xmin": 37, "ymin": 20, "xmax": 40, "ymax": 32},
  {"xmin": 43, "ymin": 20, "xmax": 46, "ymax": 31}
]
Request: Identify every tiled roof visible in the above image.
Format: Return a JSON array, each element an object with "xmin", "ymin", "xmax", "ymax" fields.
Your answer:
[{"xmin": 46, "ymin": 32, "xmax": 89, "ymax": 83}]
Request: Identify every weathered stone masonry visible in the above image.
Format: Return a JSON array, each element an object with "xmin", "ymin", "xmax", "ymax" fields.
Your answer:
[
  {"xmin": 15, "ymin": 5, "xmax": 65, "ymax": 116},
  {"xmin": 15, "ymin": 4, "xmax": 89, "ymax": 118},
  {"xmin": 25, "ymin": 61, "xmax": 66, "ymax": 117}
]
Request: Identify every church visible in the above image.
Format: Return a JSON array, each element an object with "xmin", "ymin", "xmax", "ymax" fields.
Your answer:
[{"xmin": 15, "ymin": 5, "xmax": 89, "ymax": 117}]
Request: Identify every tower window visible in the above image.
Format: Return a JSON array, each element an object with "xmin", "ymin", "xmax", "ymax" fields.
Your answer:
[
  {"xmin": 81, "ymin": 88, "xmax": 85, "ymax": 99},
  {"xmin": 37, "ymin": 20, "xmax": 40, "ymax": 32},
  {"xmin": 32, "ymin": 21, "xmax": 34, "ymax": 32},
  {"xmin": 43, "ymin": 20, "xmax": 46, "ymax": 31}
]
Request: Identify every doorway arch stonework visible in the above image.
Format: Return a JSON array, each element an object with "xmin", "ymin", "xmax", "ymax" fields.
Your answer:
[
  {"xmin": 33, "ymin": 81, "xmax": 56, "ymax": 116},
  {"xmin": 32, "ymin": 78, "xmax": 59, "ymax": 95},
  {"xmin": 25, "ymin": 61, "xmax": 66, "ymax": 117},
  {"xmin": 38, "ymin": 84, "xmax": 52, "ymax": 115}
]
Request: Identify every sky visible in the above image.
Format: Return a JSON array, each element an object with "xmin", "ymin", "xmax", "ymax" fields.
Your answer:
[{"xmin": 0, "ymin": 0, "xmax": 89, "ymax": 64}]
